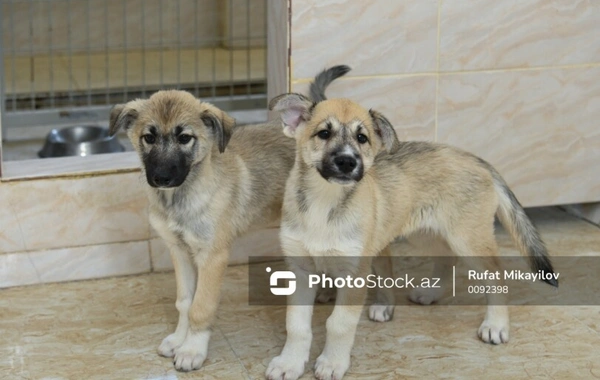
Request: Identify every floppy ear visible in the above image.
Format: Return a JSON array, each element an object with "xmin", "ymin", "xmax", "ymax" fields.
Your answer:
[
  {"xmin": 200, "ymin": 103, "xmax": 236, "ymax": 153},
  {"xmin": 369, "ymin": 109, "xmax": 399, "ymax": 152},
  {"xmin": 268, "ymin": 93, "xmax": 315, "ymax": 138},
  {"xmin": 109, "ymin": 101, "xmax": 143, "ymax": 136}
]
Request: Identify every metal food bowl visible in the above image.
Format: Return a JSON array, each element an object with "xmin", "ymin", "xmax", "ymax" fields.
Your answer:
[{"xmin": 38, "ymin": 125, "xmax": 124, "ymax": 158}]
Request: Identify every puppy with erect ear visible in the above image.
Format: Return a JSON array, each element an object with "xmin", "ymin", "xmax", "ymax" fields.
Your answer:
[
  {"xmin": 269, "ymin": 93, "xmax": 399, "ymax": 185},
  {"xmin": 266, "ymin": 92, "xmax": 557, "ymax": 379},
  {"xmin": 268, "ymin": 93, "xmax": 315, "ymax": 138}
]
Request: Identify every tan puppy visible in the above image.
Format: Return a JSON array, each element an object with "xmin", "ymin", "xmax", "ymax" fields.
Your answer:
[
  {"xmin": 109, "ymin": 91, "xmax": 293, "ymax": 371},
  {"xmin": 265, "ymin": 89, "xmax": 557, "ymax": 380},
  {"xmin": 107, "ymin": 69, "xmax": 347, "ymax": 372}
]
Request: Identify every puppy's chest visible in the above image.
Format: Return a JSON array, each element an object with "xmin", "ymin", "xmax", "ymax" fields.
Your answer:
[
  {"xmin": 151, "ymin": 190, "xmax": 216, "ymax": 249},
  {"xmin": 284, "ymin": 199, "xmax": 365, "ymax": 256}
]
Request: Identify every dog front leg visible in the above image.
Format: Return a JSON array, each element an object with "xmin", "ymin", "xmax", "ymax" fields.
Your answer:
[
  {"xmin": 266, "ymin": 264, "xmax": 317, "ymax": 380},
  {"xmin": 315, "ymin": 278, "xmax": 368, "ymax": 380},
  {"xmin": 157, "ymin": 244, "xmax": 197, "ymax": 358},
  {"xmin": 172, "ymin": 248, "xmax": 229, "ymax": 372}
]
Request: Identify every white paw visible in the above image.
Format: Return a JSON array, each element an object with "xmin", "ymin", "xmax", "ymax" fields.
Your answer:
[
  {"xmin": 368, "ymin": 304, "xmax": 394, "ymax": 322},
  {"xmin": 172, "ymin": 331, "xmax": 210, "ymax": 372},
  {"xmin": 408, "ymin": 287, "xmax": 444, "ymax": 305},
  {"xmin": 157, "ymin": 333, "xmax": 185, "ymax": 358},
  {"xmin": 478, "ymin": 320, "xmax": 509, "ymax": 344},
  {"xmin": 265, "ymin": 355, "xmax": 306, "ymax": 380},
  {"xmin": 314, "ymin": 354, "xmax": 350, "ymax": 380}
]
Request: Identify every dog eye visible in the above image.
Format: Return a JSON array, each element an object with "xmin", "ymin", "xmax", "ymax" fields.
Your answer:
[
  {"xmin": 317, "ymin": 130, "xmax": 331, "ymax": 140},
  {"xmin": 142, "ymin": 134, "xmax": 156, "ymax": 144},
  {"xmin": 356, "ymin": 133, "xmax": 368, "ymax": 144},
  {"xmin": 178, "ymin": 134, "xmax": 193, "ymax": 144}
]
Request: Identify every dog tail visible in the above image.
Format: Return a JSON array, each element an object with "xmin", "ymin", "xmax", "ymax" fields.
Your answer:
[
  {"xmin": 309, "ymin": 65, "xmax": 351, "ymax": 102},
  {"xmin": 487, "ymin": 163, "xmax": 558, "ymax": 287}
]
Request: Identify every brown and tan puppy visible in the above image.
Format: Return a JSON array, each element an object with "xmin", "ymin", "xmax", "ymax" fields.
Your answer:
[
  {"xmin": 107, "ymin": 68, "xmax": 346, "ymax": 372},
  {"xmin": 266, "ymin": 87, "xmax": 557, "ymax": 380}
]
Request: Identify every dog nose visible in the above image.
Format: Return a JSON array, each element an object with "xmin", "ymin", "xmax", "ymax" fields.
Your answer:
[
  {"xmin": 153, "ymin": 175, "xmax": 174, "ymax": 187},
  {"xmin": 334, "ymin": 155, "xmax": 357, "ymax": 174}
]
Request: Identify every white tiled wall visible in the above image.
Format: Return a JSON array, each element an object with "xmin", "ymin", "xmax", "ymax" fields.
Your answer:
[
  {"xmin": 0, "ymin": 173, "xmax": 149, "ymax": 253},
  {"xmin": 0, "ymin": 241, "xmax": 151, "ymax": 288},
  {"xmin": 439, "ymin": 0, "xmax": 600, "ymax": 71},
  {"xmin": 291, "ymin": 0, "xmax": 438, "ymax": 78},
  {"xmin": 437, "ymin": 67, "xmax": 600, "ymax": 207},
  {"xmin": 0, "ymin": 172, "xmax": 152, "ymax": 288},
  {"xmin": 290, "ymin": 0, "xmax": 600, "ymax": 207}
]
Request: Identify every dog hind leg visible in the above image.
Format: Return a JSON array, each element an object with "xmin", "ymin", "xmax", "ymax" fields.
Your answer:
[
  {"xmin": 445, "ymin": 230, "xmax": 509, "ymax": 344},
  {"xmin": 369, "ymin": 245, "xmax": 396, "ymax": 322},
  {"xmin": 408, "ymin": 236, "xmax": 455, "ymax": 305}
]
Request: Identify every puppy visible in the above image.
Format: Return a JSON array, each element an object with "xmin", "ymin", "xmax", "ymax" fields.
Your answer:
[
  {"xmin": 107, "ymin": 67, "xmax": 345, "ymax": 372},
  {"xmin": 266, "ymin": 80, "xmax": 557, "ymax": 380}
]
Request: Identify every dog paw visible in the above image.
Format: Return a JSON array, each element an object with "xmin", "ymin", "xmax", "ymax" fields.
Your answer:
[
  {"xmin": 265, "ymin": 355, "xmax": 305, "ymax": 380},
  {"xmin": 172, "ymin": 331, "xmax": 210, "ymax": 372},
  {"xmin": 314, "ymin": 354, "xmax": 350, "ymax": 380},
  {"xmin": 157, "ymin": 333, "xmax": 185, "ymax": 358},
  {"xmin": 173, "ymin": 347, "xmax": 207, "ymax": 372},
  {"xmin": 368, "ymin": 304, "xmax": 394, "ymax": 322},
  {"xmin": 408, "ymin": 287, "xmax": 443, "ymax": 305},
  {"xmin": 478, "ymin": 320, "xmax": 509, "ymax": 344}
]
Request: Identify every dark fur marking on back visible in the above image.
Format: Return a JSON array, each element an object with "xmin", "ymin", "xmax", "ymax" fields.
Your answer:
[{"xmin": 380, "ymin": 141, "xmax": 442, "ymax": 167}]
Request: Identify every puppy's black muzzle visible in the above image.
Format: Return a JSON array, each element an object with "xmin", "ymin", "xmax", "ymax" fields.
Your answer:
[
  {"xmin": 145, "ymin": 163, "xmax": 189, "ymax": 188},
  {"xmin": 319, "ymin": 152, "xmax": 364, "ymax": 184},
  {"xmin": 333, "ymin": 155, "xmax": 357, "ymax": 174}
]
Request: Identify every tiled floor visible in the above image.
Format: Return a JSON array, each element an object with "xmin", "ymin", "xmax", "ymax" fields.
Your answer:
[{"xmin": 1, "ymin": 208, "xmax": 599, "ymax": 379}]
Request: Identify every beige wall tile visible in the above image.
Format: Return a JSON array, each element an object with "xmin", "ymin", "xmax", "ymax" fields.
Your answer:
[
  {"xmin": 291, "ymin": 0, "xmax": 438, "ymax": 79},
  {"xmin": 0, "ymin": 251, "xmax": 39, "ymax": 287},
  {"xmin": 0, "ymin": 184, "xmax": 28, "ymax": 253},
  {"xmin": 292, "ymin": 75, "xmax": 437, "ymax": 141},
  {"xmin": 440, "ymin": 0, "xmax": 600, "ymax": 71},
  {"xmin": 0, "ymin": 172, "xmax": 148, "ymax": 253},
  {"xmin": 437, "ymin": 68, "xmax": 600, "ymax": 207},
  {"xmin": 0, "ymin": 241, "xmax": 151, "ymax": 288}
]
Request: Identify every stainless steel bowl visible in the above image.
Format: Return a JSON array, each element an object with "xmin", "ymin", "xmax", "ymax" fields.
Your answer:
[{"xmin": 38, "ymin": 125, "xmax": 124, "ymax": 158}]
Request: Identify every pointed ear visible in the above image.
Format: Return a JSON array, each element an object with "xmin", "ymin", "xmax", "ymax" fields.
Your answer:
[
  {"xmin": 268, "ymin": 93, "xmax": 315, "ymax": 138},
  {"xmin": 369, "ymin": 109, "xmax": 399, "ymax": 152},
  {"xmin": 109, "ymin": 101, "xmax": 143, "ymax": 136},
  {"xmin": 200, "ymin": 103, "xmax": 236, "ymax": 153}
]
